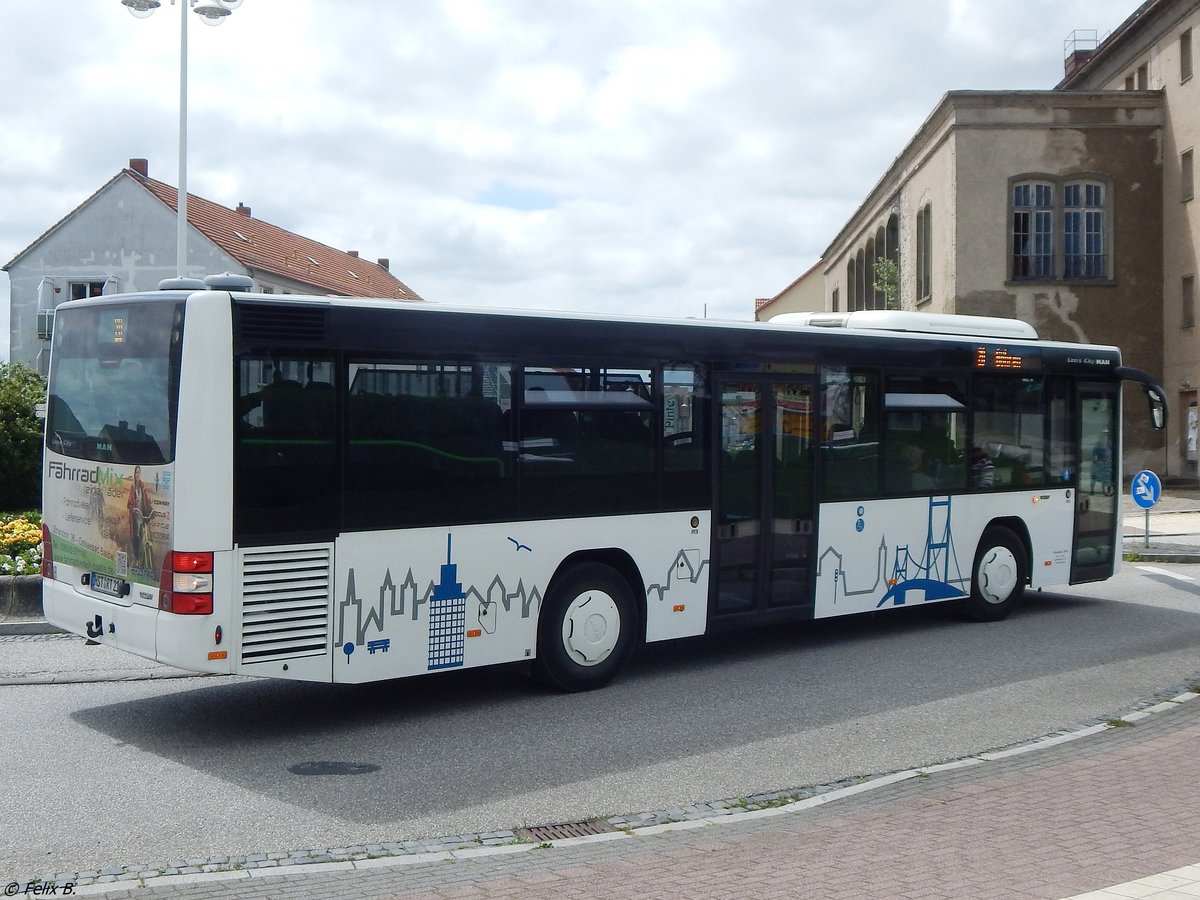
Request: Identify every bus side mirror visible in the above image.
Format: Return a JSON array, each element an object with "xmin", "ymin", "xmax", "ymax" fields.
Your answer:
[{"xmin": 1146, "ymin": 386, "xmax": 1167, "ymax": 430}]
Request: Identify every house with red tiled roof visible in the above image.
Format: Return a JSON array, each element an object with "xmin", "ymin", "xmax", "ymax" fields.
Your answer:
[{"xmin": 3, "ymin": 158, "xmax": 423, "ymax": 372}]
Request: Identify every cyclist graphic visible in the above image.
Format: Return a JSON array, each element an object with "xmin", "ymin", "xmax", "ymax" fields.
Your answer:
[{"xmin": 126, "ymin": 466, "xmax": 155, "ymax": 570}]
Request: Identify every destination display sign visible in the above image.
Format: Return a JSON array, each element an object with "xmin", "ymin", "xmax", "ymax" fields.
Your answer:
[
  {"xmin": 973, "ymin": 345, "xmax": 1042, "ymax": 371},
  {"xmin": 100, "ymin": 308, "xmax": 128, "ymax": 345}
]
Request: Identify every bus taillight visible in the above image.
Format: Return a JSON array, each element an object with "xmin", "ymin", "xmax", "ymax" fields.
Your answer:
[
  {"xmin": 173, "ymin": 551, "xmax": 213, "ymax": 574},
  {"xmin": 159, "ymin": 551, "xmax": 213, "ymax": 615},
  {"xmin": 40, "ymin": 524, "xmax": 53, "ymax": 579}
]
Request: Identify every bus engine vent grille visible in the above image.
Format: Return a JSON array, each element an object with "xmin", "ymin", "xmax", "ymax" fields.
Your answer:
[
  {"xmin": 237, "ymin": 305, "xmax": 328, "ymax": 344},
  {"xmin": 239, "ymin": 546, "xmax": 332, "ymax": 663}
]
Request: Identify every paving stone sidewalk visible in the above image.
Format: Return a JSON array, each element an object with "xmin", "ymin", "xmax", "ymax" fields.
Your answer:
[{"xmin": 37, "ymin": 686, "xmax": 1200, "ymax": 899}]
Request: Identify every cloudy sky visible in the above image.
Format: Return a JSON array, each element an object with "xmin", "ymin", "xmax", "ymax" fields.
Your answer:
[{"xmin": 1, "ymin": 0, "xmax": 1141, "ymax": 360}]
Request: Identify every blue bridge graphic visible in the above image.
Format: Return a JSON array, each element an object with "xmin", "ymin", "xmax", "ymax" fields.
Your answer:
[{"xmin": 876, "ymin": 496, "xmax": 967, "ymax": 608}]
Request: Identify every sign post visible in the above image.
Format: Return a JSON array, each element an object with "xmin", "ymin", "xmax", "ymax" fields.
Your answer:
[{"xmin": 1130, "ymin": 469, "xmax": 1162, "ymax": 548}]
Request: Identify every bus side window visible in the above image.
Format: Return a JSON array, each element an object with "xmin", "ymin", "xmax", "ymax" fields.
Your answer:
[
  {"xmin": 520, "ymin": 365, "xmax": 658, "ymax": 516},
  {"xmin": 344, "ymin": 359, "xmax": 514, "ymax": 529},
  {"xmin": 235, "ymin": 356, "xmax": 337, "ymax": 539},
  {"xmin": 879, "ymin": 375, "xmax": 968, "ymax": 495},
  {"xmin": 663, "ymin": 366, "xmax": 704, "ymax": 471},
  {"xmin": 663, "ymin": 365, "xmax": 709, "ymax": 509},
  {"xmin": 882, "ymin": 410, "xmax": 967, "ymax": 494},
  {"xmin": 820, "ymin": 369, "xmax": 879, "ymax": 501},
  {"xmin": 972, "ymin": 376, "xmax": 1047, "ymax": 488}
]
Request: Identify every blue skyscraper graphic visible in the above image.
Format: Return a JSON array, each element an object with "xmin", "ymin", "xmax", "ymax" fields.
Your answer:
[{"xmin": 428, "ymin": 535, "xmax": 467, "ymax": 670}]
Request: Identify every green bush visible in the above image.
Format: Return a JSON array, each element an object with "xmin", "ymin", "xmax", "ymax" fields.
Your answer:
[{"xmin": 0, "ymin": 363, "xmax": 46, "ymax": 511}]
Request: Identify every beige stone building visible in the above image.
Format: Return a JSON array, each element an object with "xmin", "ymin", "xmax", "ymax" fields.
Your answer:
[
  {"xmin": 762, "ymin": 0, "xmax": 1200, "ymax": 477},
  {"xmin": 1060, "ymin": 0, "xmax": 1200, "ymax": 477},
  {"xmin": 754, "ymin": 260, "xmax": 823, "ymax": 318}
]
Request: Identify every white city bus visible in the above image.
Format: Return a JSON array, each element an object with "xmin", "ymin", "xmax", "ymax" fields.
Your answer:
[{"xmin": 40, "ymin": 276, "xmax": 1166, "ymax": 691}]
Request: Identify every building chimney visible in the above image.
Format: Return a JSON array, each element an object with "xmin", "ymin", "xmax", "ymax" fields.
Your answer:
[
  {"xmin": 347, "ymin": 250, "xmax": 359, "ymax": 258},
  {"xmin": 378, "ymin": 258, "xmax": 390, "ymax": 271},
  {"xmin": 236, "ymin": 202, "xmax": 252, "ymax": 217},
  {"xmin": 129, "ymin": 158, "xmax": 149, "ymax": 178},
  {"xmin": 1063, "ymin": 29, "xmax": 1099, "ymax": 78},
  {"xmin": 1064, "ymin": 48, "xmax": 1095, "ymax": 76}
]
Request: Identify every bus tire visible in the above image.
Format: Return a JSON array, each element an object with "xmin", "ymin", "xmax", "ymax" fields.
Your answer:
[
  {"xmin": 533, "ymin": 562, "xmax": 637, "ymax": 692},
  {"xmin": 963, "ymin": 527, "xmax": 1027, "ymax": 622}
]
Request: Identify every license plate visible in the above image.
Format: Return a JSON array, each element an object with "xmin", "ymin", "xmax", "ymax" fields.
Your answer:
[{"xmin": 91, "ymin": 572, "xmax": 125, "ymax": 597}]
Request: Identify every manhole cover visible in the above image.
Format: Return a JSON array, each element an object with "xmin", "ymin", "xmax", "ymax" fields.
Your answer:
[
  {"xmin": 515, "ymin": 820, "xmax": 616, "ymax": 842},
  {"xmin": 288, "ymin": 761, "xmax": 380, "ymax": 776}
]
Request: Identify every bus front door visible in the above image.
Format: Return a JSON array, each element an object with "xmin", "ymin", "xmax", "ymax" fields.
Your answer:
[
  {"xmin": 1072, "ymin": 382, "xmax": 1120, "ymax": 582},
  {"xmin": 714, "ymin": 378, "xmax": 816, "ymax": 618}
]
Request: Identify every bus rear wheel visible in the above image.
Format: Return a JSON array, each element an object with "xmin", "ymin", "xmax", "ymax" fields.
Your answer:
[
  {"xmin": 963, "ymin": 527, "xmax": 1027, "ymax": 622},
  {"xmin": 533, "ymin": 562, "xmax": 637, "ymax": 692}
]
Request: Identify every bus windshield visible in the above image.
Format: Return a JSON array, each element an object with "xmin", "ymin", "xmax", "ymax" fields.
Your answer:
[{"xmin": 45, "ymin": 301, "xmax": 185, "ymax": 465}]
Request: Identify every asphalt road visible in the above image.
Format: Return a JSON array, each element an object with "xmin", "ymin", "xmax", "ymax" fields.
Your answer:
[{"xmin": 4, "ymin": 563, "xmax": 1200, "ymax": 878}]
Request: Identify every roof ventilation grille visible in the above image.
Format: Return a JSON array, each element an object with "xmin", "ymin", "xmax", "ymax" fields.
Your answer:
[{"xmin": 238, "ymin": 304, "xmax": 328, "ymax": 343}]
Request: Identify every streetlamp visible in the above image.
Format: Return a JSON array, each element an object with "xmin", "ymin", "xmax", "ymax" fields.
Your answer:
[{"xmin": 120, "ymin": 0, "xmax": 246, "ymax": 278}]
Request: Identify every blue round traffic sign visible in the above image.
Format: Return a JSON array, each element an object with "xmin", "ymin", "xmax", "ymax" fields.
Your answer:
[{"xmin": 1131, "ymin": 469, "xmax": 1162, "ymax": 509}]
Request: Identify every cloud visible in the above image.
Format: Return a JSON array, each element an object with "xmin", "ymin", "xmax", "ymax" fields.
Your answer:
[{"xmin": 1, "ymin": 0, "xmax": 1145, "ymax": 360}]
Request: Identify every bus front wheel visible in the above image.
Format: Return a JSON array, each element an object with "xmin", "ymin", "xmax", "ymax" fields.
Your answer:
[
  {"xmin": 533, "ymin": 563, "xmax": 637, "ymax": 692},
  {"xmin": 963, "ymin": 527, "xmax": 1027, "ymax": 622}
]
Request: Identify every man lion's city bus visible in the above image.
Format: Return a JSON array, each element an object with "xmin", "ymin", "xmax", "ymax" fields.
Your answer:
[{"xmin": 40, "ymin": 275, "xmax": 1167, "ymax": 692}]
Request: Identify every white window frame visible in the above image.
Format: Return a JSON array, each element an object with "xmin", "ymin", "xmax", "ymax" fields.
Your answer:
[
  {"xmin": 1011, "ymin": 182, "xmax": 1054, "ymax": 280},
  {"xmin": 1010, "ymin": 177, "xmax": 1111, "ymax": 282},
  {"xmin": 1063, "ymin": 181, "xmax": 1107, "ymax": 278}
]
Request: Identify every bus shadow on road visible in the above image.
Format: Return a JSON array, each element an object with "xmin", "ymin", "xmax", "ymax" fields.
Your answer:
[
  {"xmin": 68, "ymin": 588, "xmax": 1195, "ymax": 827},
  {"xmin": 624, "ymin": 590, "xmax": 1104, "ymax": 678}
]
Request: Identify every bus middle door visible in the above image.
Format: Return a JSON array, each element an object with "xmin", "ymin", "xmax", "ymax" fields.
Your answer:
[{"xmin": 713, "ymin": 377, "xmax": 816, "ymax": 619}]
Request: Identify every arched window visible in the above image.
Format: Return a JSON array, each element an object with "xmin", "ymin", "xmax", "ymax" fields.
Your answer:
[
  {"xmin": 865, "ymin": 238, "xmax": 877, "ymax": 310},
  {"xmin": 915, "ymin": 204, "xmax": 932, "ymax": 302},
  {"xmin": 887, "ymin": 214, "xmax": 900, "ymax": 307},
  {"xmin": 874, "ymin": 226, "xmax": 887, "ymax": 309},
  {"xmin": 855, "ymin": 248, "xmax": 867, "ymax": 310}
]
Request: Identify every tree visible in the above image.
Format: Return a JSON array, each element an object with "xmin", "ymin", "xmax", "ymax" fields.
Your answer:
[
  {"xmin": 0, "ymin": 363, "xmax": 46, "ymax": 511},
  {"xmin": 873, "ymin": 257, "xmax": 899, "ymax": 310}
]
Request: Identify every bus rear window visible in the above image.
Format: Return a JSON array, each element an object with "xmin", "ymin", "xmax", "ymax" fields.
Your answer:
[{"xmin": 45, "ymin": 302, "xmax": 184, "ymax": 464}]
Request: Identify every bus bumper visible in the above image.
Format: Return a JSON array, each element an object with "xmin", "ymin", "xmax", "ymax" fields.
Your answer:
[
  {"xmin": 41, "ymin": 578, "xmax": 231, "ymax": 676},
  {"xmin": 43, "ymin": 576, "xmax": 159, "ymax": 662}
]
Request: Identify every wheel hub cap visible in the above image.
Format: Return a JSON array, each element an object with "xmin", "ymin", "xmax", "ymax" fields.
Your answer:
[
  {"xmin": 979, "ymin": 547, "xmax": 1018, "ymax": 604},
  {"xmin": 562, "ymin": 592, "xmax": 620, "ymax": 666}
]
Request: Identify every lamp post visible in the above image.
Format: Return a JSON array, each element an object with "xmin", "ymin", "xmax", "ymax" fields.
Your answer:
[{"xmin": 120, "ymin": 0, "xmax": 245, "ymax": 278}]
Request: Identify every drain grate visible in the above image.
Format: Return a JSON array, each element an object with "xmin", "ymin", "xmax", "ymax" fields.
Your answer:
[
  {"xmin": 515, "ymin": 819, "xmax": 616, "ymax": 843},
  {"xmin": 288, "ymin": 761, "xmax": 380, "ymax": 776}
]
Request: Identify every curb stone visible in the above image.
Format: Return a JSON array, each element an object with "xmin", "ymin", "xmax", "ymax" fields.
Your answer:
[{"xmin": 0, "ymin": 574, "xmax": 42, "ymax": 616}]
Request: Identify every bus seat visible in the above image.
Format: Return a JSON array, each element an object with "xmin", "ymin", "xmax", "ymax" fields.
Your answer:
[{"xmin": 522, "ymin": 408, "xmax": 579, "ymax": 452}]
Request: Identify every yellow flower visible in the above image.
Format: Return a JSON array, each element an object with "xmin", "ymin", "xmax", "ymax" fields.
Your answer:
[{"xmin": 0, "ymin": 516, "xmax": 41, "ymax": 557}]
